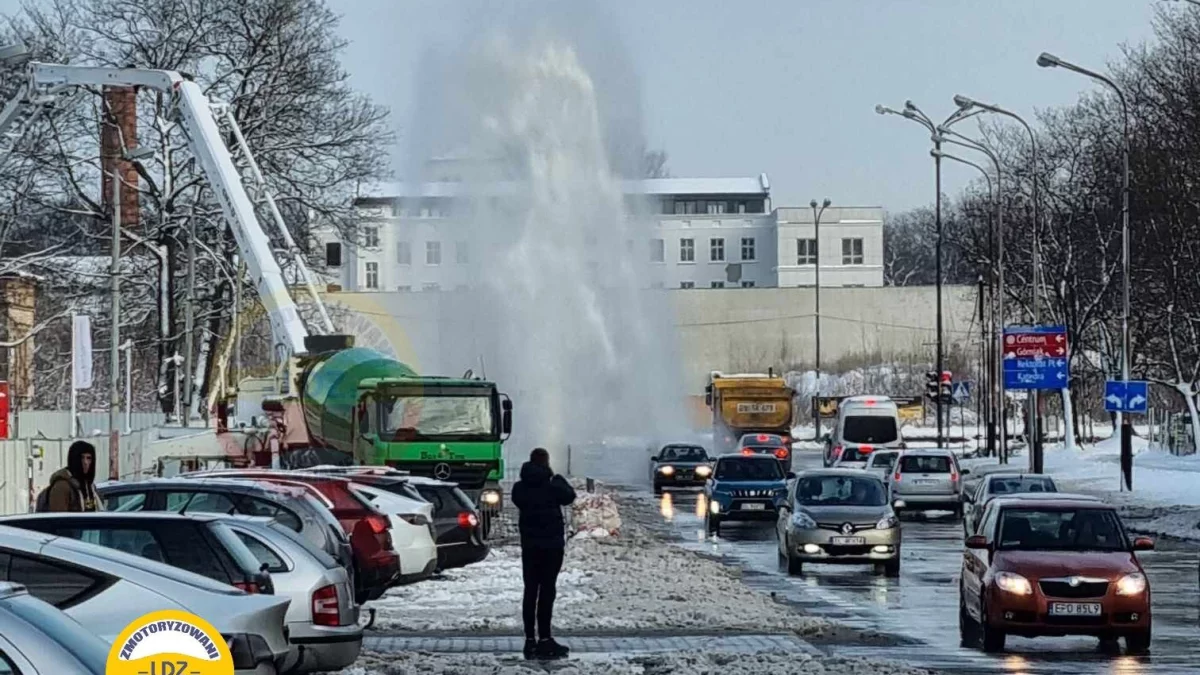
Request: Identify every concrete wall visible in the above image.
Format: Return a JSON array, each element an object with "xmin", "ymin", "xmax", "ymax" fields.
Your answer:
[{"xmin": 322, "ymin": 284, "xmax": 979, "ymax": 397}]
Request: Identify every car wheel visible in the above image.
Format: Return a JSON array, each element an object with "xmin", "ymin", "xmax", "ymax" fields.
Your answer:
[
  {"xmin": 786, "ymin": 552, "xmax": 803, "ymax": 576},
  {"xmin": 979, "ymin": 596, "xmax": 1006, "ymax": 653},
  {"xmin": 958, "ymin": 594, "xmax": 977, "ymax": 647},
  {"xmin": 952, "ymin": 503, "xmax": 964, "ymax": 520},
  {"xmin": 653, "ymin": 484, "xmax": 662, "ymax": 496},
  {"xmin": 884, "ymin": 556, "xmax": 901, "ymax": 578},
  {"xmin": 706, "ymin": 515, "xmax": 721, "ymax": 536},
  {"xmin": 1125, "ymin": 628, "xmax": 1152, "ymax": 655}
]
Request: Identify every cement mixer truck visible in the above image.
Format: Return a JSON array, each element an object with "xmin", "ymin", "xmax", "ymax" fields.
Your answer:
[{"xmin": 0, "ymin": 53, "xmax": 511, "ymax": 509}]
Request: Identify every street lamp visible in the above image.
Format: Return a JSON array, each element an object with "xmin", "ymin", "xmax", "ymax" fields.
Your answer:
[
  {"xmin": 1037, "ymin": 51, "xmax": 1133, "ymax": 489},
  {"xmin": 876, "ymin": 101, "xmax": 976, "ymax": 448},
  {"xmin": 811, "ymin": 197, "xmax": 831, "ymax": 440},
  {"xmin": 935, "ymin": 126, "xmax": 1008, "ymax": 462},
  {"xmin": 953, "ymin": 93, "xmax": 1045, "ymax": 474}
]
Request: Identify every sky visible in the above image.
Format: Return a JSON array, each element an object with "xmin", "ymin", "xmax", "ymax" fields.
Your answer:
[{"xmin": 328, "ymin": 0, "xmax": 1160, "ymax": 213}]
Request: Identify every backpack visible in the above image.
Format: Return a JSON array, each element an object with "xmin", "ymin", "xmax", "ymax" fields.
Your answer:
[{"xmin": 34, "ymin": 485, "xmax": 52, "ymax": 512}]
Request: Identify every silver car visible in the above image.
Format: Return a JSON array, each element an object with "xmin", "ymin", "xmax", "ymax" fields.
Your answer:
[
  {"xmin": 862, "ymin": 449, "xmax": 900, "ymax": 479},
  {"xmin": 0, "ymin": 582, "xmax": 109, "ymax": 674},
  {"xmin": 0, "ymin": 525, "xmax": 291, "ymax": 675},
  {"xmin": 776, "ymin": 469, "xmax": 903, "ymax": 577},
  {"xmin": 218, "ymin": 515, "xmax": 363, "ymax": 673},
  {"xmin": 890, "ymin": 449, "xmax": 968, "ymax": 518}
]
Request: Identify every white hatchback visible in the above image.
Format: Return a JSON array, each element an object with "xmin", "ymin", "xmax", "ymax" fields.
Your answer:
[{"xmin": 347, "ymin": 483, "xmax": 438, "ymax": 584}]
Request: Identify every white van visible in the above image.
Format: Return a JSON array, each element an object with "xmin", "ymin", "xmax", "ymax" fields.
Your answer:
[{"xmin": 824, "ymin": 396, "xmax": 906, "ymax": 468}]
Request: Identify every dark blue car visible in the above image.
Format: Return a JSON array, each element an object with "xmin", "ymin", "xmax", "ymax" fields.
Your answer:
[{"xmin": 704, "ymin": 453, "xmax": 792, "ymax": 535}]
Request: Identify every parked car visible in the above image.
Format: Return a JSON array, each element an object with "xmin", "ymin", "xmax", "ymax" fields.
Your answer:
[
  {"xmin": 0, "ymin": 582, "xmax": 109, "ymax": 674},
  {"xmin": 737, "ymin": 433, "xmax": 792, "ymax": 472},
  {"xmin": 824, "ymin": 396, "xmax": 905, "ymax": 467},
  {"xmin": 95, "ymin": 477, "xmax": 354, "ymax": 578},
  {"xmin": 0, "ymin": 512, "xmax": 274, "ymax": 594},
  {"xmin": 217, "ymin": 516, "xmax": 363, "ymax": 673},
  {"xmin": 650, "ymin": 444, "xmax": 713, "ymax": 494},
  {"xmin": 303, "ymin": 467, "xmax": 489, "ymax": 571},
  {"xmin": 890, "ymin": 449, "xmax": 968, "ymax": 517},
  {"xmin": 776, "ymin": 470, "xmax": 902, "ymax": 577},
  {"xmin": 960, "ymin": 495, "xmax": 1153, "ymax": 654},
  {"xmin": 185, "ymin": 470, "xmax": 401, "ymax": 603},
  {"xmin": 963, "ymin": 473, "xmax": 1058, "ymax": 535},
  {"xmin": 343, "ymin": 482, "xmax": 438, "ymax": 583},
  {"xmin": 0, "ymin": 524, "xmax": 291, "ymax": 674},
  {"xmin": 704, "ymin": 454, "xmax": 792, "ymax": 536}
]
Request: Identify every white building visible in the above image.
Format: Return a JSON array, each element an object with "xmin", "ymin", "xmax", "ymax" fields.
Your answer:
[{"xmin": 318, "ymin": 175, "xmax": 883, "ymax": 291}]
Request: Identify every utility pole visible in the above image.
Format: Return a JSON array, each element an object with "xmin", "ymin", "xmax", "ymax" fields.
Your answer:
[
  {"xmin": 811, "ymin": 198, "xmax": 831, "ymax": 440},
  {"xmin": 182, "ymin": 216, "xmax": 196, "ymax": 428},
  {"xmin": 121, "ymin": 340, "xmax": 132, "ymax": 434},
  {"xmin": 934, "ymin": 140, "xmax": 945, "ymax": 448},
  {"xmin": 109, "ymin": 170, "xmax": 121, "ymax": 479}
]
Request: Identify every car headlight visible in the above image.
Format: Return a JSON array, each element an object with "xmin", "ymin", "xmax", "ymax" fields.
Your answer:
[
  {"xmin": 695, "ymin": 465, "xmax": 712, "ymax": 477},
  {"xmin": 994, "ymin": 572, "xmax": 1033, "ymax": 596},
  {"xmin": 709, "ymin": 500, "xmax": 721, "ymax": 514},
  {"xmin": 659, "ymin": 465, "xmax": 675, "ymax": 476},
  {"xmin": 875, "ymin": 514, "xmax": 899, "ymax": 530},
  {"xmin": 1116, "ymin": 572, "xmax": 1147, "ymax": 596},
  {"xmin": 481, "ymin": 490, "xmax": 501, "ymax": 505},
  {"xmin": 791, "ymin": 511, "xmax": 817, "ymax": 529}
]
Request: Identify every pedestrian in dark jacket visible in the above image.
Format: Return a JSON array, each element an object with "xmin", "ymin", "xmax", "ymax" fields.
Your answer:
[
  {"xmin": 510, "ymin": 447, "xmax": 576, "ymax": 660},
  {"xmin": 45, "ymin": 441, "xmax": 101, "ymax": 512}
]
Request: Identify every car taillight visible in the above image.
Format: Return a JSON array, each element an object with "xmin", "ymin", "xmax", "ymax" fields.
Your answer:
[
  {"xmin": 774, "ymin": 447, "xmax": 789, "ymax": 460},
  {"xmin": 741, "ymin": 447, "xmax": 754, "ymax": 456},
  {"xmin": 366, "ymin": 514, "xmax": 389, "ymax": 534},
  {"xmin": 893, "ymin": 471, "xmax": 902, "ymax": 482},
  {"xmin": 832, "ymin": 445, "xmax": 843, "ymax": 459},
  {"xmin": 233, "ymin": 581, "xmax": 260, "ymax": 594},
  {"xmin": 951, "ymin": 469, "xmax": 959, "ymax": 482},
  {"xmin": 312, "ymin": 584, "xmax": 341, "ymax": 627},
  {"xmin": 458, "ymin": 512, "xmax": 479, "ymax": 529}
]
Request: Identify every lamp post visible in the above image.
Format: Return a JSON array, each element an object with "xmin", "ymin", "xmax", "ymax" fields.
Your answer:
[
  {"xmin": 876, "ymin": 102, "xmax": 978, "ymax": 448},
  {"xmin": 1037, "ymin": 51, "xmax": 1132, "ymax": 489},
  {"xmin": 811, "ymin": 198, "xmax": 831, "ymax": 439},
  {"xmin": 952, "ymin": 94, "xmax": 1043, "ymax": 473}
]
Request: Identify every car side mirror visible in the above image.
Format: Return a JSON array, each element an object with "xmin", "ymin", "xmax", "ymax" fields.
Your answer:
[
  {"xmin": 786, "ymin": 472, "xmax": 796, "ymax": 480},
  {"xmin": 1133, "ymin": 537, "xmax": 1155, "ymax": 551},
  {"xmin": 961, "ymin": 468, "xmax": 971, "ymax": 476},
  {"xmin": 650, "ymin": 455, "xmax": 659, "ymax": 462},
  {"xmin": 892, "ymin": 499, "xmax": 907, "ymax": 510},
  {"xmin": 502, "ymin": 409, "xmax": 513, "ymax": 435},
  {"xmin": 965, "ymin": 535, "xmax": 989, "ymax": 550}
]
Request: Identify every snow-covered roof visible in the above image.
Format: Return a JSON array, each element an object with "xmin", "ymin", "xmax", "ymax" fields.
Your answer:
[{"xmin": 357, "ymin": 174, "xmax": 770, "ymax": 201}]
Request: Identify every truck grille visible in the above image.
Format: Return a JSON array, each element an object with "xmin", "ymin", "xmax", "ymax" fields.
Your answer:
[{"xmin": 391, "ymin": 461, "xmax": 497, "ymax": 488}]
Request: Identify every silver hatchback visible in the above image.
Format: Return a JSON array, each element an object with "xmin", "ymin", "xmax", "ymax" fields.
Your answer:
[
  {"xmin": 0, "ymin": 583, "xmax": 109, "ymax": 674},
  {"xmin": 890, "ymin": 450, "xmax": 968, "ymax": 517}
]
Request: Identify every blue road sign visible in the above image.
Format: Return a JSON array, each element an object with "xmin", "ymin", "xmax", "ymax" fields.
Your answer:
[
  {"xmin": 1104, "ymin": 380, "xmax": 1149, "ymax": 414},
  {"xmin": 1003, "ymin": 325, "xmax": 1069, "ymax": 390},
  {"xmin": 951, "ymin": 381, "xmax": 972, "ymax": 402}
]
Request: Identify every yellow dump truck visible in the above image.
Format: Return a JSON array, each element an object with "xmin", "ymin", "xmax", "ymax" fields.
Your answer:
[{"xmin": 705, "ymin": 371, "xmax": 796, "ymax": 453}]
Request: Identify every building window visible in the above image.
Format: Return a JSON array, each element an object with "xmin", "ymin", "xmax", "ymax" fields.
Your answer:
[
  {"xmin": 741, "ymin": 280, "xmax": 755, "ymax": 288},
  {"xmin": 706, "ymin": 201, "xmax": 726, "ymax": 215},
  {"xmin": 650, "ymin": 239, "xmax": 665, "ymax": 262},
  {"xmin": 456, "ymin": 241, "xmax": 469, "ymax": 264},
  {"xmin": 662, "ymin": 200, "xmax": 673, "ymax": 215},
  {"xmin": 423, "ymin": 282, "xmax": 440, "ymax": 292},
  {"xmin": 364, "ymin": 262, "xmax": 379, "ymax": 289},
  {"xmin": 842, "ymin": 238, "xmax": 864, "ymax": 265},
  {"xmin": 737, "ymin": 202, "xmax": 747, "ymax": 214},
  {"xmin": 680, "ymin": 281, "xmax": 695, "ymax": 289},
  {"xmin": 797, "ymin": 238, "xmax": 817, "ymax": 265},
  {"xmin": 711, "ymin": 281, "xmax": 725, "ymax": 289},
  {"xmin": 325, "ymin": 242, "xmax": 342, "ymax": 267},
  {"xmin": 426, "ymin": 241, "xmax": 442, "ymax": 265},
  {"xmin": 680, "ymin": 238, "xmax": 695, "ymax": 263},
  {"xmin": 395, "ymin": 241, "xmax": 411, "ymax": 265},
  {"xmin": 741, "ymin": 237, "xmax": 756, "ymax": 261},
  {"xmin": 709, "ymin": 238, "xmax": 725, "ymax": 262},
  {"xmin": 397, "ymin": 285, "xmax": 412, "ymax": 292},
  {"xmin": 362, "ymin": 226, "xmax": 379, "ymax": 249}
]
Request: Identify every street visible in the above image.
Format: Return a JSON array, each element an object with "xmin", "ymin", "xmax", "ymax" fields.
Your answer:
[{"xmin": 650, "ymin": 449, "xmax": 1200, "ymax": 675}]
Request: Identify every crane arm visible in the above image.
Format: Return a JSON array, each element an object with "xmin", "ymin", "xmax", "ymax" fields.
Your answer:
[{"xmin": 25, "ymin": 62, "xmax": 310, "ymax": 357}]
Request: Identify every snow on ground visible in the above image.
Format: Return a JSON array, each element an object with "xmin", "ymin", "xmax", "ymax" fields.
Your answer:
[{"xmin": 341, "ymin": 650, "xmax": 937, "ymax": 675}]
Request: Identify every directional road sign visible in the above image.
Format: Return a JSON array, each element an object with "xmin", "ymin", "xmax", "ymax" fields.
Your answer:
[
  {"xmin": 951, "ymin": 381, "xmax": 972, "ymax": 403},
  {"xmin": 1003, "ymin": 325, "xmax": 1069, "ymax": 390},
  {"xmin": 1104, "ymin": 380, "xmax": 1149, "ymax": 414}
]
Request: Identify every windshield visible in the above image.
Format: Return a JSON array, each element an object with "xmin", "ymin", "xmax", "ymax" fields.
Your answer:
[
  {"xmin": 796, "ymin": 475, "xmax": 887, "ymax": 507},
  {"xmin": 900, "ymin": 455, "xmax": 952, "ymax": 473},
  {"xmin": 997, "ymin": 508, "xmax": 1128, "ymax": 551},
  {"xmin": 842, "ymin": 416, "xmax": 898, "ymax": 444},
  {"xmin": 715, "ymin": 457, "xmax": 783, "ymax": 481},
  {"xmin": 660, "ymin": 446, "xmax": 707, "ymax": 461},
  {"xmin": 381, "ymin": 394, "xmax": 495, "ymax": 440},
  {"xmin": 988, "ymin": 477, "xmax": 1056, "ymax": 497},
  {"xmin": 838, "ymin": 447, "xmax": 873, "ymax": 462}
]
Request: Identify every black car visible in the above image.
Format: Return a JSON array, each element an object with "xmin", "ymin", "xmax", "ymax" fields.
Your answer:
[
  {"xmin": 650, "ymin": 444, "xmax": 713, "ymax": 494},
  {"xmin": 0, "ymin": 512, "xmax": 274, "ymax": 594}
]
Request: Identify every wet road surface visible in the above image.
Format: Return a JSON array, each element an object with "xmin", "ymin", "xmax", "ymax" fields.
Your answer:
[{"xmin": 647, "ymin": 451, "xmax": 1200, "ymax": 674}]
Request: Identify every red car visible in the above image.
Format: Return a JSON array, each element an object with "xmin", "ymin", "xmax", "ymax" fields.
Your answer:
[
  {"xmin": 960, "ymin": 495, "xmax": 1153, "ymax": 654},
  {"xmin": 185, "ymin": 469, "xmax": 400, "ymax": 604}
]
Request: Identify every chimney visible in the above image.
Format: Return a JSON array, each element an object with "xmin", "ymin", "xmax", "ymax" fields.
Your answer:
[
  {"xmin": 100, "ymin": 86, "xmax": 140, "ymax": 229},
  {"xmin": 1, "ymin": 276, "xmax": 36, "ymax": 402}
]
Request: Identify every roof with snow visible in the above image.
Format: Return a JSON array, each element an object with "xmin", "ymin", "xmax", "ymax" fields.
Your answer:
[{"xmin": 357, "ymin": 174, "xmax": 770, "ymax": 201}]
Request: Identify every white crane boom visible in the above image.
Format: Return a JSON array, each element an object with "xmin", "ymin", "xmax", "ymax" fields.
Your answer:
[{"xmin": 23, "ymin": 62, "xmax": 311, "ymax": 357}]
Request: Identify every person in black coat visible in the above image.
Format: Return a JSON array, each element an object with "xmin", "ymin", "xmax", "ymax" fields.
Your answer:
[{"xmin": 510, "ymin": 447, "xmax": 576, "ymax": 660}]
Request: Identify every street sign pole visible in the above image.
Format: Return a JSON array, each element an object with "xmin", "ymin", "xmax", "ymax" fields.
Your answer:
[{"xmin": 1105, "ymin": 380, "xmax": 1146, "ymax": 491}]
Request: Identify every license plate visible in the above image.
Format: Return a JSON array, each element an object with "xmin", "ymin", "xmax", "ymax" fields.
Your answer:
[
  {"xmin": 914, "ymin": 479, "xmax": 939, "ymax": 485},
  {"xmin": 1048, "ymin": 603, "xmax": 1102, "ymax": 617},
  {"xmin": 830, "ymin": 536, "xmax": 865, "ymax": 545},
  {"xmin": 736, "ymin": 403, "xmax": 777, "ymax": 413},
  {"xmin": 740, "ymin": 503, "xmax": 766, "ymax": 510}
]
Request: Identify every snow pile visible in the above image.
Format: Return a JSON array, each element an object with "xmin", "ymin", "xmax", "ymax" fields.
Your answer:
[
  {"xmin": 569, "ymin": 489, "xmax": 622, "ymax": 539},
  {"xmin": 342, "ymin": 650, "xmax": 936, "ymax": 675}
]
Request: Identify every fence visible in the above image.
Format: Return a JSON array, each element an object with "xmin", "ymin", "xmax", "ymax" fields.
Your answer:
[
  {"xmin": 1147, "ymin": 409, "xmax": 1194, "ymax": 456},
  {"xmin": 10, "ymin": 411, "xmax": 163, "ymax": 439}
]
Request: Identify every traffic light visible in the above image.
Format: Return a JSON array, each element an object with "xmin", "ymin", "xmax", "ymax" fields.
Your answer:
[
  {"xmin": 940, "ymin": 371, "xmax": 953, "ymax": 404},
  {"xmin": 925, "ymin": 371, "xmax": 939, "ymax": 401}
]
